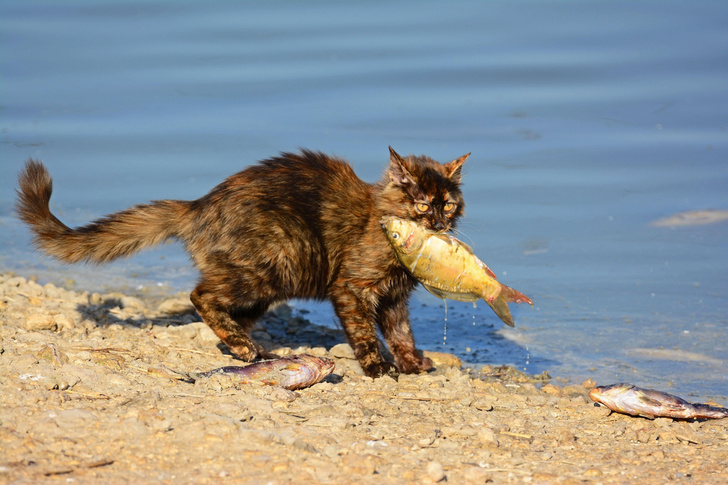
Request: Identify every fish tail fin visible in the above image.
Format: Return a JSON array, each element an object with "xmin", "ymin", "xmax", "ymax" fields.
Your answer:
[
  {"xmin": 692, "ymin": 403, "xmax": 728, "ymax": 419},
  {"xmin": 486, "ymin": 284, "xmax": 533, "ymax": 327},
  {"xmin": 501, "ymin": 284, "xmax": 533, "ymax": 306},
  {"xmin": 487, "ymin": 296, "xmax": 515, "ymax": 327}
]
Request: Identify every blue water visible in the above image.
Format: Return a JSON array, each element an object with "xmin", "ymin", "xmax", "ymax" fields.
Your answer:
[{"xmin": 2, "ymin": 1, "xmax": 727, "ymax": 404}]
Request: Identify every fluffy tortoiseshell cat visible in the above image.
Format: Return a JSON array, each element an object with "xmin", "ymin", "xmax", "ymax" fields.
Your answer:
[{"xmin": 16, "ymin": 147, "xmax": 469, "ymax": 378}]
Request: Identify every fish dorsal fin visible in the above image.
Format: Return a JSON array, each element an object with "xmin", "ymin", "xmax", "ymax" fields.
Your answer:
[
  {"xmin": 454, "ymin": 237, "xmax": 474, "ymax": 255},
  {"xmin": 456, "ymin": 238, "xmax": 474, "ymax": 254},
  {"xmin": 478, "ymin": 259, "xmax": 497, "ymax": 279},
  {"xmin": 432, "ymin": 232, "xmax": 460, "ymax": 248},
  {"xmin": 634, "ymin": 389, "xmax": 665, "ymax": 408},
  {"xmin": 440, "ymin": 233, "xmax": 476, "ymax": 255}
]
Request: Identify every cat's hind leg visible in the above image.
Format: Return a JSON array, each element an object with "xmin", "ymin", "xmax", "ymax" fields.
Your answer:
[{"xmin": 190, "ymin": 279, "xmax": 270, "ymax": 361}]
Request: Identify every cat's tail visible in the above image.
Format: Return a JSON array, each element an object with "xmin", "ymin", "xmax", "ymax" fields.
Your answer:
[{"xmin": 16, "ymin": 159, "xmax": 193, "ymax": 264}]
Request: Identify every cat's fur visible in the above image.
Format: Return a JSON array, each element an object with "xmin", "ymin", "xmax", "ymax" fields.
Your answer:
[{"xmin": 16, "ymin": 147, "xmax": 469, "ymax": 378}]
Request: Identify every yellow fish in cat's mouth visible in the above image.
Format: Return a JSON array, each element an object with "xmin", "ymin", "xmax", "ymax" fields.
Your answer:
[{"xmin": 380, "ymin": 216, "xmax": 532, "ymax": 327}]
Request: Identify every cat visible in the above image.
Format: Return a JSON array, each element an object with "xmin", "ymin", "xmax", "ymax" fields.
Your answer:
[{"xmin": 16, "ymin": 147, "xmax": 469, "ymax": 378}]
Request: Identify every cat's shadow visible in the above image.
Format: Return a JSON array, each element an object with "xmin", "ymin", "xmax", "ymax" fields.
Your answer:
[{"xmin": 74, "ymin": 297, "xmax": 557, "ymax": 377}]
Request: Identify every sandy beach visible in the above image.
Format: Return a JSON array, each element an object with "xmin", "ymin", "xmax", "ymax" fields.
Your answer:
[{"xmin": 1, "ymin": 272, "xmax": 726, "ymax": 484}]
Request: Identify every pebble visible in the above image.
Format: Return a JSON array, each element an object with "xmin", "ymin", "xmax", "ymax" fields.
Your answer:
[
  {"xmin": 25, "ymin": 313, "xmax": 56, "ymax": 331},
  {"xmin": 426, "ymin": 460, "xmax": 445, "ymax": 482},
  {"xmin": 157, "ymin": 297, "xmax": 195, "ymax": 315},
  {"xmin": 329, "ymin": 343, "xmax": 356, "ymax": 360},
  {"xmin": 308, "ymin": 346, "xmax": 328, "ymax": 357},
  {"xmin": 53, "ymin": 313, "xmax": 76, "ymax": 330},
  {"xmin": 424, "ymin": 350, "xmax": 462, "ymax": 368},
  {"xmin": 477, "ymin": 427, "xmax": 499, "ymax": 446},
  {"xmin": 52, "ymin": 408, "xmax": 99, "ymax": 429},
  {"xmin": 5, "ymin": 276, "xmax": 27, "ymax": 287},
  {"xmin": 119, "ymin": 296, "xmax": 146, "ymax": 311},
  {"xmin": 582, "ymin": 468, "xmax": 602, "ymax": 477},
  {"xmin": 190, "ymin": 322, "xmax": 221, "ymax": 342},
  {"xmin": 473, "ymin": 398, "xmax": 493, "ymax": 411}
]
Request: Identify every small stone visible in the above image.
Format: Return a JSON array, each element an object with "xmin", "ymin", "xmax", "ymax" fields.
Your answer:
[
  {"xmin": 157, "ymin": 298, "xmax": 195, "ymax": 315},
  {"xmin": 533, "ymin": 472, "xmax": 560, "ymax": 481},
  {"xmin": 52, "ymin": 408, "xmax": 98, "ymax": 429},
  {"xmin": 425, "ymin": 460, "xmax": 445, "ymax": 482},
  {"xmin": 418, "ymin": 436, "xmax": 435, "ymax": 448},
  {"xmin": 477, "ymin": 427, "xmax": 499, "ymax": 446},
  {"xmin": 464, "ymin": 466, "xmax": 492, "ymax": 482},
  {"xmin": 329, "ymin": 343, "xmax": 355, "ymax": 360},
  {"xmin": 22, "ymin": 279, "xmax": 44, "ymax": 297},
  {"xmin": 634, "ymin": 428, "xmax": 653, "ymax": 443},
  {"xmin": 269, "ymin": 387, "xmax": 297, "ymax": 402},
  {"xmin": 251, "ymin": 330, "xmax": 272, "ymax": 341},
  {"xmin": 43, "ymin": 283, "xmax": 63, "ymax": 299},
  {"xmin": 37, "ymin": 344, "xmax": 69, "ymax": 368},
  {"xmin": 473, "ymin": 399, "xmax": 493, "ymax": 411},
  {"xmin": 190, "ymin": 322, "xmax": 220, "ymax": 343},
  {"xmin": 557, "ymin": 429, "xmax": 577, "ymax": 444},
  {"xmin": 25, "ymin": 313, "xmax": 56, "ymax": 331},
  {"xmin": 53, "ymin": 313, "xmax": 76, "ymax": 330},
  {"xmin": 582, "ymin": 378, "xmax": 598, "ymax": 388},
  {"xmin": 658, "ymin": 431, "xmax": 678, "ymax": 443},
  {"xmin": 48, "ymin": 373, "xmax": 82, "ymax": 391},
  {"xmin": 5, "ymin": 276, "xmax": 27, "ymax": 287},
  {"xmin": 308, "ymin": 346, "xmax": 328, "ymax": 357},
  {"xmin": 120, "ymin": 296, "xmax": 145, "ymax": 312},
  {"xmin": 342, "ymin": 454, "xmax": 376, "ymax": 475},
  {"xmin": 270, "ymin": 303, "xmax": 293, "ymax": 319},
  {"xmin": 423, "ymin": 350, "xmax": 461, "ymax": 368}
]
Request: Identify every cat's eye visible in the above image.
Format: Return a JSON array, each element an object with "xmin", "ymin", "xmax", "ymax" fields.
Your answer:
[
  {"xmin": 415, "ymin": 202, "xmax": 430, "ymax": 213},
  {"xmin": 443, "ymin": 202, "xmax": 456, "ymax": 213}
]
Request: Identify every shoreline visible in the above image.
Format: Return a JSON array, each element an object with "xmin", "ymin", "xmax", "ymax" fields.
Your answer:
[{"xmin": 1, "ymin": 272, "xmax": 727, "ymax": 483}]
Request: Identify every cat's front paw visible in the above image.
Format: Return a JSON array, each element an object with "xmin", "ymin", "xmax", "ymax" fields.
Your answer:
[{"xmin": 363, "ymin": 361, "xmax": 400, "ymax": 380}]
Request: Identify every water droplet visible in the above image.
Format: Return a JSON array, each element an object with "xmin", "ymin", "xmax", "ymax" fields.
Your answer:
[{"xmin": 442, "ymin": 299, "xmax": 448, "ymax": 345}]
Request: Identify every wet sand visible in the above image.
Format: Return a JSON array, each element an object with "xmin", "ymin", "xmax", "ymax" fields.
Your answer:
[{"xmin": 1, "ymin": 272, "xmax": 727, "ymax": 484}]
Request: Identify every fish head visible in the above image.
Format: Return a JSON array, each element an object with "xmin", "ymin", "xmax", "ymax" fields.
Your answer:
[
  {"xmin": 279, "ymin": 355, "xmax": 336, "ymax": 390},
  {"xmin": 589, "ymin": 383, "xmax": 635, "ymax": 407},
  {"xmin": 380, "ymin": 216, "xmax": 425, "ymax": 255},
  {"xmin": 296, "ymin": 354, "xmax": 336, "ymax": 377}
]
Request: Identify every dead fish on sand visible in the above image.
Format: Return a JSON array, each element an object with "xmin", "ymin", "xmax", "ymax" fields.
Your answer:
[
  {"xmin": 168, "ymin": 354, "xmax": 335, "ymax": 390},
  {"xmin": 589, "ymin": 383, "xmax": 728, "ymax": 420},
  {"xmin": 381, "ymin": 216, "xmax": 532, "ymax": 327}
]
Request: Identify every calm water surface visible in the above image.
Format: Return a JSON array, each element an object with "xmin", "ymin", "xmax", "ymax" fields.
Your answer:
[{"xmin": 2, "ymin": 1, "xmax": 727, "ymax": 403}]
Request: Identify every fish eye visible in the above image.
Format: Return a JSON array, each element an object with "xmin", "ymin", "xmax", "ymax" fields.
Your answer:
[
  {"xmin": 416, "ymin": 202, "xmax": 430, "ymax": 213},
  {"xmin": 392, "ymin": 232, "xmax": 400, "ymax": 240}
]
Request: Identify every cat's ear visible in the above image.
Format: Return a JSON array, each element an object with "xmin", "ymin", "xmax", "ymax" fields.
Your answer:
[
  {"xmin": 388, "ymin": 146, "xmax": 416, "ymax": 186},
  {"xmin": 445, "ymin": 153, "xmax": 470, "ymax": 183}
]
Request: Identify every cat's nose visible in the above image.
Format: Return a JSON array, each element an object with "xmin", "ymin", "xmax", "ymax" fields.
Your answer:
[{"xmin": 433, "ymin": 221, "xmax": 447, "ymax": 231}]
